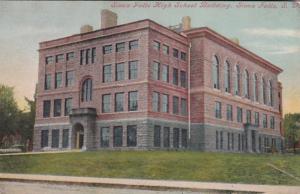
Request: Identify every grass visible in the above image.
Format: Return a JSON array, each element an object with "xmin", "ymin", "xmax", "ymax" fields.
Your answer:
[{"xmin": 0, "ymin": 151, "xmax": 300, "ymax": 185}]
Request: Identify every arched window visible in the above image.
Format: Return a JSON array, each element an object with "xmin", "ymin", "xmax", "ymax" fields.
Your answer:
[
  {"xmin": 212, "ymin": 55, "xmax": 220, "ymax": 89},
  {"xmin": 269, "ymin": 80, "xmax": 273, "ymax": 106},
  {"xmin": 243, "ymin": 69, "xmax": 250, "ymax": 99},
  {"xmin": 262, "ymin": 77, "xmax": 267, "ymax": 105},
  {"xmin": 81, "ymin": 78, "xmax": 92, "ymax": 102},
  {"xmin": 253, "ymin": 74, "xmax": 259, "ymax": 101},
  {"xmin": 224, "ymin": 60, "xmax": 230, "ymax": 93},
  {"xmin": 234, "ymin": 65, "xmax": 240, "ymax": 95}
]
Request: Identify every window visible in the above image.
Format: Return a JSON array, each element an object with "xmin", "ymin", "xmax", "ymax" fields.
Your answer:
[
  {"xmin": 152, "ymin": 92, "xmax": 160, "ymax": 112},
  {"xmin": 246, "ymin": 110, "xmax": 251, "ymax": 124},
  {"xmin": 269, "ymin": 80, "xmax": 273, "ymax": 106},
  {"xmin": 45, "ymin": 74, "xmax": 51, "ymax": 90},
  {"xmin": 115, "ymin": 93, "xmax": 124, "ymax": 112},
  {"xmin": 55, "ymin": 72, "xmax": 62, "ymax": 89},
  {"xmin": 181, "ymin": 129, "xmax": 188, "ymax": 148},
  {"xmin": 173, "ymin": 96, "xmax": 179, "ymax": 114},
  {"xmin": 162, "ymin": 44, "xmax": 169, "ymax": 55},
  {"xmin": 66, "ymin": 71, "xmax": 74, "ymax": 87},
  {"xmin": 81, "ymin": 79, "xmax": 92, "ymax": 102},
  {"xmin": 128, "ymin": 91, "xmax": 138, "ymax": 111},
  {"xmin": 55, "ymin": 54, "xmax": 64, "ymax": 63},
  {"xmin": 237, "ymin": 107, "xmax": 243, "ymax": 123},
  {"xmin": 66, "ymin": 52, "xmax": 74, "ymax": 61},
  {"xmin": 262, "ymin": 78, "xmax": 267, "ymax": 105},
  {"xmin": 91, "ymin": 47, "xmax": 96, "ymax": 63},
  {"xmin": 163, "ymin": 127, "xmax": 170, "ymax": 148},
  {"xmin": 224, "ymin": 61, "xmax": 230, "ymax": 93},
  {"xmin": 116, "ymin": 63, "xmax": 125, "ymax": 81},
  {"xmin": 263, "ymin": 114, "xmax": 268, "ymax": 128},
  {"xmin": 162, "ymin": 64, "xmax": 169, "ymax": 82},
  {"xmin": 54, "ymin": 99, "xmax": 62, "ymax": 117},
  {"xmin": 231, "ymin": 133, "xmax": 234, "ymax": 150},
  {"xmin": 227, "ymin": 132, "xmax": 230, "ymax": 150},
  {"xmin": 80, "ymin": 48, "xmax": 95, "ymax": 65},
  {"xmin": 162, "ymin": 94, "xmax": 169, "ymax": 113},
  {"xmin": 215, "ymin": 101, "xmax": 222, "ymax": 119},
  {"xmin": 64, "ymin": 98, "xmax": 72, "ymax": 116},
  {"xmin": 80, "ymin": 50, "xmax": 84, "ymax": 65},
  {"xmin": 102, "ymin": 94, "xmax": 111, "ymax": 113},
  {"xmin": 85, "ymin": 48, "xmax": 91, "ymax": 64},
  {"xmin": 152, "ymin": 61, "xmax": 160, "ymax": 80},
  {"xmin": 129, "ymin": 40, "xmax": 138, "ymax": 50},
  {"xmin": 62, "ymin": 129, "xmax": 69, "ymax": 148},
  {"xmin": 180, "ymin": 71, "xmax": 187, "ymax": 88},
  {"xmin": 216, "ymin": 131, "xmax": 219, "ymax": 149},
  {"xmin": 129, "ymin": 61, "xmax": 138, "ymax": 80},
  {"xmin": 101, "ymin": 127, "xmax": 110, "ymax": 147},
  {"xmin": 154, "ymin": 125, "xmax": 161, "ymax": 147},
  {"xmin": 173, "ymin": 128, "xmax": 179, "ymax": 148},
  {"xmin": 244, "ymin": 70, "xmax": 250, "ymax": 99},
  {"xmin": 127, "ymin": 125, "xmax": 137, "ymax": 147},
  {"xmin": 173, "ymin": 48, "xmax": 179, "ymax": 58},
  {"xmin": 103, "ymin": 45, "xmax": 112, "ymax": 54},
  {"xmin": 226, "ymin": 104, "xmax": 233, "ymax": 121},
  {"xmin": 153, "ymin": 41, "xmax": 160, "ymax": 51},
  {"xmin": 212, "ymin": 55, "xmax": 220, "ymax": 89},
  {"xmin": 234, "ymin": 65, "xmax": 241, "ymax": 95},
  {"xmin": 270, "ymin": 116, "xmax": 275, "ymax": 129},
  {"xmin": 255, "ymin": 112, "xmax": 259, "ymax": 126},
  {"xmin": 238, "ymin": 134, "xmax": 241, "ymax": 151},
  {"xmin": 113, "ymin": 126, "xmax": 123, "ymax": 147},
  {"xmin": 173, "ymin": 68, "xmax": 178, "ymax": 85},
  {"xmin": 220, "ymin": 131, "xmax": 223, "ymax": 149},
  {"xmin": 45, "ymin": 56, "xmax": 54, "ymax": 65},
  {"xmin": 116, "ymin": 42, "xmax": 125, "ymax": 52},
  {"xmin": 181, "ymin": 98, "xmax": 187, "ymax": 116},
  {"xmin": 43, "ymin": 100, "xmax": 51, "ymax": 118},
  {"xmin": 254, "ymin": 74, "xmax": 259, "ymax": 101},
  {"xmin": 41, "ymin": 130, "xmax": 49, "ymax": 148},
  {"xmin": 103, "ymin": 65, "xmax": 112, "ymax": 82},
  {"xmin": 180, "ymin": 52, "xmax": 187, "ymax": 61},
  {"xmin": 51, "ymin": 129, "xmax": 59, "ymax": 148}
]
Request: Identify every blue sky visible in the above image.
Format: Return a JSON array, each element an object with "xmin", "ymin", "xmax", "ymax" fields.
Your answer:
[{"xmin": 0, "ymin": 1, "xmax": 299, "ymax": 113}]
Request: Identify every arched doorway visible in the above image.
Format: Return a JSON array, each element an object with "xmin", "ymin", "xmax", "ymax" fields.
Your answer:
[{"xmin": 73, "ymin": 123, "xmax": 84, "ymax": 149}]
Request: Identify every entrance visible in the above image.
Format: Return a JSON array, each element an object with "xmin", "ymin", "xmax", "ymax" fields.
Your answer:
[{"xmin": 73, "ymin": 123, "xmax": 84, "ymax": 149}]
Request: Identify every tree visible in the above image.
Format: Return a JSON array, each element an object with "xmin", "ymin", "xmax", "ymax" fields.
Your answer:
[{"xmin": 284, "ymin": 113, "xmax": 300, "ymax": 153}]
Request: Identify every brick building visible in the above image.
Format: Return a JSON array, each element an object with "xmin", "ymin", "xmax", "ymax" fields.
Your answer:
[{"xmin": 33, "ymin": 10, "xmax": 283, "ymax": 153}]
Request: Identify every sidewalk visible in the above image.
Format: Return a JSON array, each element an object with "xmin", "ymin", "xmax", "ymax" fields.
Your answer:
[{"xmin": 0, "ymin": 173, "xmax": 299, "ymax": 194}]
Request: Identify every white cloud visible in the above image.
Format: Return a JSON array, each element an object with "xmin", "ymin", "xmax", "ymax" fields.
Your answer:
[{"xmin": 242, "ymin": 28, "xmax": 300, "ymax": 38}]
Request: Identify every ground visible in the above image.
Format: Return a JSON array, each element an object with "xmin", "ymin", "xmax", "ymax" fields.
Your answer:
[{"xmin": 0, "ymin": 151, "xmax": 299, "ymax": 185}]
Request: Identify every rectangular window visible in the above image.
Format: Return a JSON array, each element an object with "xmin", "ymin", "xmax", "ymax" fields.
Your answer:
[
  {"xmin": 263, "ymin": 114, "xmax": 268, "ymax": 128},
  {"xmin": 91, "ymin": 47, "xmax": 96, "ymax": 63},
  {"xmin": 216, "ymin": 131, "xmax": 219, "ymax": 149},
  {"xmin": 154, "ymin": 125, "xmax": 161, "ymax": 147},
  {"xmin": 173, "ymin": 96, "xmax": 179, "ymax": 114},
  {"xmin": 102, "ymin": 94, "xmax": 111, "ymax": 113},
  {"xmin": 103, "ymin": 64, "xmax": 112, "ymax": 82},
  {"xmin": 215, "ymin": 101, "xmax": 222, "ymax": 119},
  {"xmin": 43, "ymin": 100, "xmax": 51, "ymax": 118},
  {"xmin": 180, "ymin": 52, "xmax": 186, "ymax": 61},
  {"xmin": 153, "ymin": 41, "xmax": 160, "ymax": 51},
  {"xmin": 181, "ymin": 129, "xmax": 188, "ymax": 148},
  {"xmin": 246, "ymin": 110, "xmax": 251, "ymax": 124},
  {"xmin": 85, "ymin": 48, "xmax": 90, "ymax": 64},
  {"xmin": 237, "ymin": 107, "xmax": 243, "ymax": 123},
  {"xmin": 116, "ymin": 63, "xmax": 125, "ymax": 81},
  {"xmin": 162, "ymin": 44, "xmax": 169, "ymax": 55},
  {"xmin": 45, "ymin": 56, "xmax": 54, "ymax": 65},
  {"xmin": 80, "ymin": 50, "xmax": 84, "ymax": 65},
  {"xmin": 62, "ymin": 129, "xmax": 69, "ymax": 148},
  {"xmin": 55, "ymin": 54, "xmax": 64, "ymax": 63},
  {"xmin": 103, "ymin": 45, "xmax": 112, "ymax": 54},
  {"xmin": 238, "ymin": 134, "xmax": 241, "ymax": 151},
  {"xmin": 162, "ymin": 94, "xmax": 169, "ymax": 113},
  {"xmin": 101, "ymin": 127, "xmax": 110, "ymax": 147},
  {"xmin": 66, "ymin": 71, "xmax": 74, "ymax": 87},
  {"xmin": 54, "ymin": 99, "xmax": 62, "ymax": 117},
  {"xmin": 115, "ymin": 93, "xmax": 124, "ymax": 112},
  {"xmin": 181, "ymin": 98, "xmax": 187, "ymax": 116},
  {"xmin": 152, "ymin": 61, "xmax": 160, "ymax": 80},
  {"xmin": 220, "ymin": 131, "xmax": 223, "ymax": 149},
  {"xmin": 162, "ymin": 64, "xmax": 169, "ymax": 82},
  {"xmin": 129, "ymin": 61, "xmax": 138, "ymax": 80},
  {"xmin": 173, "ymin": 128, "xmax": 179, "ymax": 148},
  {"xmin": 173, "ymin": 68, "xmax": 178, "ymax": 85},
  {"xmin": 55, "ymin": 72, "xmax": 62, "ymax": 89},
  {"xmin": 127, "ymin": 125, "xmax": 137, "ymax": 147},
  {"xmin": 51, "ymin": 129, "xmax": 59, "ymax": 148},
  {"xmin": 173, "ymin": 48, "xmax": 179, "ymax": 58},
  {"xmin": 270, "ymin": 116, "xmax": 275, "ymax": 129},
  {"xmin": 255, "ymin": 112, "xmax": 260, "ymax": 126},
  {"xmin": 226, "ymin": 104, "xmax": 233, "ymax": 121},
  {"xmin": 116, "ymin": 42, "xmax": 125, "ymax": 52},
  {"xmin": 129, "ymin": 40, "xmax": 138, "ymax": 50},
  {"xmin": 152, "ymin": 92, "xmax": 160, "ymax": 112},
  {"xmin": 163, "ymin": 127, "xmax": 170, "ymax": 148},
  {"xmin": 64, "ymin": 98, "xmax": 72, "ymax": 116},
  {"xmin": 180, "ymin": 71, "xmax": 187, "ymax": 88},
  {"xmin": 128, "ymin": 91, "xmax": 138, "ymax": 111},
  {"xmin": 113, "ymin": 126, "xmax": 123, "ymax": 147},
  {"xmin": 66, "ymin": 52, "xmax": 74, "ymax": 61},
  {"xmin": 227, "ymin": 132, "xmax": 230, "ymax": 150},
  {"xmin": 45, "ymin": 74, "xmax": 51, "ymax": 90},
  {"xmin": 41, "ymin": 130, "xmax": 49, "ymax": 148}
]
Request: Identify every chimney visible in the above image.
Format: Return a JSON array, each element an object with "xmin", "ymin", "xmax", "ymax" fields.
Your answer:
[
  {"xmin": 101, "ymin": 9, "xmax": 118, "ymax": 29},
  {"xmin": 80, "ymin": 25, "xmax": 93, "ymax": 34},
  {"xmin": 182, "ymin": 16, "xmax": 191, "ymax": 31},
  {"xmin": 230, "ymin": 37, "xmax": 240, "ymax": 45}
]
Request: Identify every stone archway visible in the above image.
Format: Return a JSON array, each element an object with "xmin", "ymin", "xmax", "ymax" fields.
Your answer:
[{"xmin": 72, "ymin": 123, "xmax": 84, "ymax": 149}]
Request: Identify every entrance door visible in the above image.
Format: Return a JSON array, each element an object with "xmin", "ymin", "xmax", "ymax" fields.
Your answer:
[
  {"xmin": 73, "ymin": 123, "xmax": 84, "ymax": 149},
  {"xmin": 78, "ymin": 132, "xmax": 84, "ymax": 149}
]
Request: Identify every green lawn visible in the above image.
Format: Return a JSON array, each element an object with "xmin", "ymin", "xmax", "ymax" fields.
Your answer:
[{"xmin": 0, "ymin": 151, "xmax": 299, "ymax": 185}]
